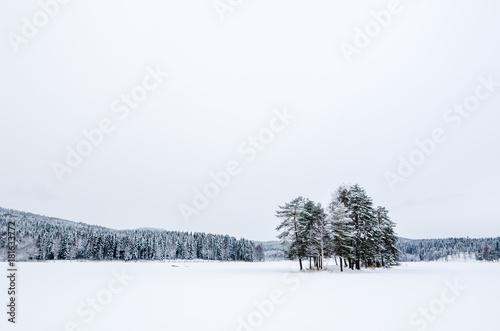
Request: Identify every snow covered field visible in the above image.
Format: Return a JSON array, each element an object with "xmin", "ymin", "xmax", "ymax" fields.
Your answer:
[{"xmin": 1, "ymin": 261, "xmax": 498, "ymax": 331}]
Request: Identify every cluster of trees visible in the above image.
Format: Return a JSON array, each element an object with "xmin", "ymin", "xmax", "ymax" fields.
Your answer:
[
  {"xmin": 479, "ymin": 241, "xmax": 500, "ymax": 261},
  {"xmin": 398, "ymin": 237, "xmax": 500, "ymax": 262},
  {"xmin": 0, "ymin": 208, "xmax": 255, "ymax": 262},
  {"xmin": 276, "ymin": 184, "xmax": 399, "ymax": 272},
  {"xmin": 254, "ymin": 241, "xmax": 285, "ymax": 261}
]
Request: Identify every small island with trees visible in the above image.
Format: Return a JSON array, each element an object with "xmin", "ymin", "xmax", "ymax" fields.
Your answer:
[{"xmin": 276, "ymin": 184, "xmax": 399, "ymax": 272}]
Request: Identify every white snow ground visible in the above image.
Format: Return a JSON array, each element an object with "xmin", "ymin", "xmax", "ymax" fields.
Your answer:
[{"xmin": 1, "ymin": 261, "xmax": 498, "ymax": 331}]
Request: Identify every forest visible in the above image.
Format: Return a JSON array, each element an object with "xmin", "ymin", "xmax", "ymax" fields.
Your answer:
[
  {"xmin": 0, "ymin": 207, "xmax": 256, "ymax": 262},
  {"xmin": 2, "ymin": 204, "xmax": 498, "ymax": 266},
  {"xmin": 397, "ymin": 237, "xmax": 500, "ymax": 262}
]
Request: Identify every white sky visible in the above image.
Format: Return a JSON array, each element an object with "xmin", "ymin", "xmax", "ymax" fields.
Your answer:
[{"xmin": 1, "ymin": 0, "xmax": 499, "ymax": 241}]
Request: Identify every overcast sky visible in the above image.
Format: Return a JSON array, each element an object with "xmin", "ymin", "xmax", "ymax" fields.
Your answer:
[{"xmin": 1, "ymin": 0, "xmax": 499, "ymax": 241}]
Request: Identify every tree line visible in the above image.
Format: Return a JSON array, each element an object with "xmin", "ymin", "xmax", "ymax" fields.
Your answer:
[
  {"xmin": 398, "ymin": 237, "xmax": 500, "ymax": 262},
  {"xmin": 276, "ymin": 184, "xmax": 399, "ymax": 271},
  {"xmin": 0, "ymin": 208, "xmax": 255, "ymax": 262}
]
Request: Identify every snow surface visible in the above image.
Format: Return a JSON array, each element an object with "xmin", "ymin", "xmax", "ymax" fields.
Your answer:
[{"xmin": 1, "ymin": 261, "xmax": 498, "ymax": 331}]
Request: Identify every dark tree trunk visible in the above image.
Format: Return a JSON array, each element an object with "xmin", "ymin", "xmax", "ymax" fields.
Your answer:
[{"xmin": 293, "ymin": 211, "xmax": 302, "ymax": 271}]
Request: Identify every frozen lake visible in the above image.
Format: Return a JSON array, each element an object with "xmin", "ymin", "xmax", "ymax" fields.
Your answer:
[{"xmin": 1, "ymin": 261, "xmax": 498, "ymax": 331}]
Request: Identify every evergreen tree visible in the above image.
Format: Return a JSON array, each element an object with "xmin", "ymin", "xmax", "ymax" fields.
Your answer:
[
  {"xmin": 376, "ymin": 206, "xmax": 399, "ymax": 266},
  {"xmin": 327, "ymin": 200, "xmax": 354, "ymax": 272},
  {"xmin": 276, "ymin": 197, "xmax": 306, "ymax": 270},
  {"xmin": 300, "ymin": 199, "xmax": 320, "ymax": 269},
  {"xmin": 304, "ymin": 202, "xmax": 329, "ymax": 270},
  {"xmin": 254, "ymin": 244, "xmax": 265, "ymax": 262},
  {"xmin": 342, "ymin": 184, "xmax": 376, "ymax": 270}
]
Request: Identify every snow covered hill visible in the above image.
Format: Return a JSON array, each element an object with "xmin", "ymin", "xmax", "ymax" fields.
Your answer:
[
  {"xmin": 0, "ymin": 207, "xmax": 255, "ymax": 262},
  {"xmin": 2, "ymin": 206, "xmax": 499, "ymax": 263}
]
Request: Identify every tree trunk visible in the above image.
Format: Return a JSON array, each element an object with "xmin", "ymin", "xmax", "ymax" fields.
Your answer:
[
  {"xmin": 355, "ymin": 215, "xmax": 360, "ymax": 270},
  {"xmin": 293, "ymin": 211, "xmax": 302, "ymax": 271},
  {"xmin": 340, "ymin": 257, "xmax": 343, "ymax": 272},
  {"xmin": 321, "ymin": 247, "xmax": 324, "ymax": 270}
]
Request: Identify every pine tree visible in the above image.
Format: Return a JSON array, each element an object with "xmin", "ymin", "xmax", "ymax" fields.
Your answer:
[
  {"xmin": 493, "ymin": 241, "xmax": 500, "ymax": 261},
  {"xmin": 276, "ymin": 197, "xmax": 306, "ymax": 270},
  {"xmin": 303, "ymin": 202, "xmax": 329, "ymax": 270},
  {"xmin": 254, "ymin": 244, "xmax": 265, "ymax": 261},
  {"xmin": 300, "ymin": 199, "xmax": 319, "ymax": 269},
  {"xmin": 376, "ymin": 206, "xmax": 399, "ymax": 266},
  {"xmin": 313, "ymin": 203, "xmax": 330, "ymax": 269},
  {"xmin": 341, "ymin": 184, "xmax": 376, "ymax": 270},
  {"xmin": 327, "ymin": 200, "xmax": 354, "ymax": 272}
]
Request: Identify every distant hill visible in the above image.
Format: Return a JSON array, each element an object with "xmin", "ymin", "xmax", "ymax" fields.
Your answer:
[
  {"xmin": 253, "ymin": 240, "xmax": 285, "ymax": 261},
  {"xmin": 0, "ymin": 207, "xmax": 255, "ymax": 262},
  {"xmin": 2, "ymin": 206, "xmax": 498, "ymax": 263},
  {"xmin": 397, "ymin": 237, "xmax": 500, "ymax": 262},
  {"xmin": 255, "ymin": 237, "xmax": 500, "ymax": 262}
]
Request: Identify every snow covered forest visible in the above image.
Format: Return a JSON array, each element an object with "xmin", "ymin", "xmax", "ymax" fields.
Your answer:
[
  {"xmin": 397, "ymin": 237, "xmax": 500, "ymax": 262},
  {"xmin": 276, "ymin": 184, "xmax": 399, "ymax": 271},
  {"xmin": 2, "ymin": 204, "xmax": 499, "ymax": 265},
  {"xmin": 0, "ymin": 207, "xmax": 255, "ymax": 262}
]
